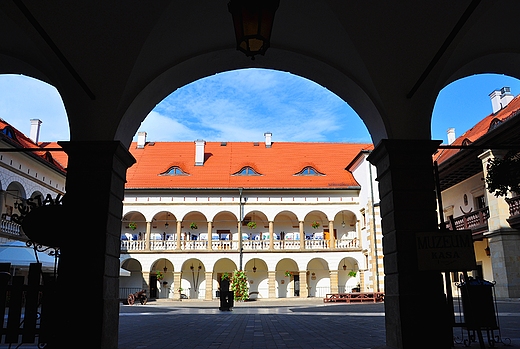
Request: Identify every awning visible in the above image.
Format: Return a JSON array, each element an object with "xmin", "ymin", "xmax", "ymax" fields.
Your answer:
[{"xmin": 0, "ymin": 241, "xmax": 56, "ymax": 271}]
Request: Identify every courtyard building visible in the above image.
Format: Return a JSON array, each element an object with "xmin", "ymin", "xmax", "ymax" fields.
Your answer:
[{"xmin": 119, "ymin": 134, "xmax": 384, "ymax": 300}]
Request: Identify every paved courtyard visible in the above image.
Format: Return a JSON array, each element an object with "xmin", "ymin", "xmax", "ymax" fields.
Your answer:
[{"xmin": 118, "ymin": 298, "xmax": 520, "ymax": 349}]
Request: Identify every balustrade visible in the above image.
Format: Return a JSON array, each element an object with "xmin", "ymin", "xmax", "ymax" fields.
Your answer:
[
  {"xmin": 0, "ymin": 218, "xmax": 22, "ymax": 237},
  {"xmin": 444, "ymin": 206, "xmax": 489, "ymax": 233},
  {"xmin": 121, "ymin": 237, "xmax": 361, "ymax": 252}
]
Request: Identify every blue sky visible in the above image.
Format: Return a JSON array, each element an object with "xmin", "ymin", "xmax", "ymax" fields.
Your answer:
[{"xmin": 0, "ymin": 69, "xmax": 519, "ymax": 145}]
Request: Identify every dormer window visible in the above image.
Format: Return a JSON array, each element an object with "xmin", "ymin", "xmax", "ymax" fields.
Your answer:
[
  {"xmin": 233, "ymin": 166, "xmax": 261, "ymax": 176},
  {"xmin": 161, "ymin": 166, "xmax": 188, "ymax": 176},
  {"xmin": 488, "ymin": 118, "xmax": 502, "ymax": 132},
  {"xmin": 295, "ymin": 166, "xmax": 324, "ymax": 176},
  {"xmin": 1, "ymin": 127, "xmax": 16, "ymax": 140}
]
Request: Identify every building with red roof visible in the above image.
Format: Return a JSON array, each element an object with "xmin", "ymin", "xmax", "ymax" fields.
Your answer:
[
  {"xmin": 436, "ymin": 87, "xmax": 520, "ymax": 299},
  {"xmin": 120, "ymin": 133, "xmax": 383, "ymax": 300}
]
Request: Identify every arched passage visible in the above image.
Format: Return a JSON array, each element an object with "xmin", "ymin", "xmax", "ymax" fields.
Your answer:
[
  {"xmin": 275, "ymin": 258, "xmax": 299, "ymax": 298},
  {"xmin": 244, "ymin": 258, "xmax": 268, "ymax": 299},
  {"xmin": 180, "ymin": 258, "xmax": 206, "ymax": 299},
  {"xmin": 306, "ymin": 258, "xmax": 330, "ymax": 298}
]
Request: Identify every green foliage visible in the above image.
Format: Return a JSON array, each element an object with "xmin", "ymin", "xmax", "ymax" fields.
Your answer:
[
  {"xmin": 221, "ymin": 272, "xmax": 230, "ymax": 281},
  {"xmin": 231, "ymin": 270, "xmax": 249, "ymax": 301},
  {"xmin": 486, "ymin": 153, "xmax": 520, "ymax": 197},
  {"xmin": 348, "ymin": 271, "xmax": 357, "ymax": 277}
]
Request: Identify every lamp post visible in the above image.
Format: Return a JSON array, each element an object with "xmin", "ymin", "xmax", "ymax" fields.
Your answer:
[
  {"xmin": 238, "ymin": 188, "xmax": 246, "ymax": 270},
  {"xmin": 228, "ymin": 0, "xmax": 280, "ymax": 60}
]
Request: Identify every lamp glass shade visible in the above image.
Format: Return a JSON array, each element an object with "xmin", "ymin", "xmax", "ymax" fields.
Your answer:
[{"xmin": 228, "ymin": 0, "xmax": 279, "ymax": 58}]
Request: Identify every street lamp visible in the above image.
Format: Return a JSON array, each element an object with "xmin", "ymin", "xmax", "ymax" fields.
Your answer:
[
  {"xmin": 228, "ymin": 0, "xmax": 280, "ymax": 60},
  {"xmin": 239, "ymin": 188, "xmax": 245, "ymax": 270}
]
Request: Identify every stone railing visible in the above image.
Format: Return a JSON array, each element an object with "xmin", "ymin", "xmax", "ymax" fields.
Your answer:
[{"xmin": 121, "ymin": 237, "xmax": 360, "ymax": 252}]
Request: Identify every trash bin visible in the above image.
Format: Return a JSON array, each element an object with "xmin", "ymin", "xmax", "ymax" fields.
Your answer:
[
  {"xmin": 219, "ymin": 278, "xmax": 233, "ymax": 311},
  {"xmin": 458, "ymin": 277, "xmax": 497, "ymax": 330},
  {"xmin": 219, "ymin": 291, "xmax": 234, "ymax": 311}
]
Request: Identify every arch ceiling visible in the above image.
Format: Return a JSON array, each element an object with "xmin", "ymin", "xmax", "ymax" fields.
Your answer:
[{"xmin": 2, "ymin": 1, "xmax": 520, "ymax": 146}]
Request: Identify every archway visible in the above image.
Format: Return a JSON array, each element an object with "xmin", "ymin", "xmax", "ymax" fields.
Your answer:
[
  {"xmin": 180, "ymin": 258, "xmax": 206, "ymax": 299},
  {"xmin": 150, "ymin": 258, "xmax": 174, "ymax": 299},
  {"xmin": 337, "ymin": 257, "xmax": 360, "ymax": 293},
  {"xmin": 120, "ymin": 258, "xmax": 144, "ymax": 300},
  {"xmin": 244, "ymin": 258, "xmax": 268, "ymax": 299},
  {"xmin": 275, "ymin": 258, "xmax": 299, "ymax": 298},
  {"xmin": 306, "ymin": 258, "xmax": 330, "ymax": 297}
]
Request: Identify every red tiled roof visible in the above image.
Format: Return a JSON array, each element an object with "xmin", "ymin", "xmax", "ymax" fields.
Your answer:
[
  {"xmin": 434, "ymin": 94, "xmax": 520, "ymax": 164},
  {"xmin": 0, "ymin": 120, "xmax": 66, "ymax": 173},
  {"xmin": 126, "ymin": 142, "xmax": 372, "ymax": 189}
]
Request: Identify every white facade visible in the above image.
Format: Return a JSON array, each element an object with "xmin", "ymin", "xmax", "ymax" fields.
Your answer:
[{"xmin": 120, "ymin": 159, "xmax": 384, "ymax": 300}]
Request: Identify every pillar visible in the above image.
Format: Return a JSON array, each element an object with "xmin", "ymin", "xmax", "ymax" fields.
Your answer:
[
  {"xmin": 205, "ymin": 271, "xmax": 213, "ymax": 300},
  {"xmin": 269, "ymin": 221, "xmax": 274, "ymax": 250},
  {"xmin": 268, "ymin": 271, "xmax": 276, "ymax": 298},
  {"xmin": 479, "ymin": 149, "xmax": 520, "ymax": 298},
  {"xmin": 207, "ymin": 221, "xmax": 212, "ymax": 250},
  {"xmin": 328, "ymin": 220, "xmax": 335, "ymax": 249},
  {"xmin": 329, "ymin": 270, "xmax": 339, "ymax": 294},
  {"xmin": 56, "ymin": 141, "xmax": 135, "ymax": 349},
  {"xmin": 173, "ymin": 272, "xmax": 182, "ymax": 300},
  {"xmin": 368, "ymin": 139, "xmax": 451, "ymax": 349},
  {"xmin": 299, "ymin": 271, "xmax": 308, "ymax": 298},
  {"xmin": 145, "ymin": 221, "xmax": 151, "ymax": 251},
  {"xmin": 176, "ymin": 220, "xmax": 181, "ymax": 250},
  {"xmin": 299, "ymin": 221, "xmax": 304, "ymax": 250}
]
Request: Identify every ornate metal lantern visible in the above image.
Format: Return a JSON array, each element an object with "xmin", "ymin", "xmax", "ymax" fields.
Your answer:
[{"xmin": 228, "ymin": 0, "xmax": 280, "ymax": 59}]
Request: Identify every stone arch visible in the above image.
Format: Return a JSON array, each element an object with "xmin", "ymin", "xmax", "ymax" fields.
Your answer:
[
  {"xmin": 180, "ymin": 258, "xmax": 206, "ymax": 299},
  {"xmin": 119, "ymin": 258, "xmax": 145, "ymax": 300},
  {"xmin": 275, "ymin": 258, "xmax": 299, "ymax": 298},
  {"xmin": 334, "ymin": 209, "xmax": 359, "ymax": 246},
  {"xmin": 306, "ymin": 258, "xmax": 330, "ymax": 298},
  {"xmin": 338, "ymin": 257, "xmax": 360, "ymax": 293},
  {"xmin": 244, "ymin": 258, "xmax": 268, "ymax": 299},
  {"xmin": 182, "ymin": 211, "xmax": 207, "ymax": 241},
  {"xmin": 151, "ymin": 211, "xmax": 177, "ymax": 241},
  {"xmin": 273, "ymin": 210, "xmax": 299, "ymax": 241},
  {"xmin": 121, "ymin": 211, "xmax": 146, "ymax": 241},
  {"xmin": 242, "ymin": 210, "xmax": 268, "ymax": 240}
]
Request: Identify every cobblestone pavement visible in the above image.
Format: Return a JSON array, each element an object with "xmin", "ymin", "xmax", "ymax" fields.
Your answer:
[{"xmin": 117, "ymin": 298, "xmax": 520, "ymax": 349}]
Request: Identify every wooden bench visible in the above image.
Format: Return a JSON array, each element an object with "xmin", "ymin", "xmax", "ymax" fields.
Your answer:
[{"xmin": 323, "ymin": 292, "xmax": 384, "ymax": 303}]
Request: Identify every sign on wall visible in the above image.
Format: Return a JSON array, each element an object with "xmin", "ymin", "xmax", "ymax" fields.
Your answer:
[{"xmin": 416, "ymin": 230, "xmax": 477, "ymax": 271}]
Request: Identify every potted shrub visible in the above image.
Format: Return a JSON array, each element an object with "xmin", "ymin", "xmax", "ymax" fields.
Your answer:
[
  {"xmin": 284, "ymin": 270, "xmax": 291, "ymax": 277},
  {"xmin": 311, "ymin": 221, "xmax": 320, "ymax": 229},
  {"xmin": 128, "ymin": 222, "xmax": 137, "ymax": 230},
  {"xmin": 231, "ymin": 270, "xmax": 249, "ymax": 301},
  {"xmin": 348, "ymin": 271, "xmax": 357, "ymax": 277},
  {"xmin": 156, "ymin": 270, "xmax": 164, "ymax": 281},
  {"xmin": 190, "ymin": 222, "xmax": 198, "ymax": 230},
  {"xmin": 247, "ymin": 221, "xmax": 257, "ymax": 229}
]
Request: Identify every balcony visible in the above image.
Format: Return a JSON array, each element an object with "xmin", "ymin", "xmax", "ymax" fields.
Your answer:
[
  {"xmin": 120, "ymin": 236, "xmax": 360, "ymax": 252},
  {"xmin": 506, "ymin": 195, "xmax": 520, "ymax": 229},
  {"xmin": 444, "ymin": 206, "xmax": 489, "ymax": 237},
  {"xmin": 0, "ymin": 217, "xmax": 23, "ymax": 239}
]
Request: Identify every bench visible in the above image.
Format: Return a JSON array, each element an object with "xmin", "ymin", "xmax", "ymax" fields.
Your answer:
[{"xmin": 323, "ymin": 292, "xmax": 384, "ymax": 303}]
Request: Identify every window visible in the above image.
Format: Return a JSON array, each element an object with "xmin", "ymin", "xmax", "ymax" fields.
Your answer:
[
  {"xmin": 475, "ymin": 195, "xmax": 486, "ymax": 209},
  {"xmin": 233, "ymin": 166, "xmax": 261, "ymax": 176},
  {"xmin": 161, "ymin": 166, "xmax": 188, "ymax": 176},
  {"xmin": 1, "ymin": 127, "xmax": 16, "ymax": 140},
  {"xmin": 295, "ymin": 166, "xmax": 324, "ymax": 176}
]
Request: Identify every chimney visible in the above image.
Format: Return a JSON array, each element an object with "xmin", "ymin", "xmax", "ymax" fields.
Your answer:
[
  {"xmin": 137, "ymin": 132, "xmax": 147, "ymax": 148},
  {"xmin": 264, "ymin": 132, "xmax": 272, "ymax": 148},
  {"xmin": 29, "ymin": 119, "xmax": 42, "ymax": 143},
  {"xmin": 447, "ymin": 128, "xmax": 456, "ymax": 145},
  {"xmin": 489, "ymin": 87, "xmax": 514, "ymax": 114},
  {"xmin": 195, "ymin": 139, "xmax": 205, "ymax": 166}
]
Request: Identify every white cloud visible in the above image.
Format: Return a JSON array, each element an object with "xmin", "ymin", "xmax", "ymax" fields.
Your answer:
[
  {"xmin": 135, "ymin": 111, "xmax": 199, "ymax": 142},
  {"xmin": 0, "ymin": 75, "xmax": 69, "ymax": 141}
]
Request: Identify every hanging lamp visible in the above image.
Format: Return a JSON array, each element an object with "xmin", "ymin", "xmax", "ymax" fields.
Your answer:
[{"xmin": 228, "ymin": 0, "xmax": 280, "ymax": 60}]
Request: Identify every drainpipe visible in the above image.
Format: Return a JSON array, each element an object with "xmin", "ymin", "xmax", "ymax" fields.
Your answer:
[
  {"xmin": 368, "ymin": 159, "xmax": 380, "ymax": 292},
  {"xmin": 239, "ymin": 188, "xmax": 244, "ymax": 271}
]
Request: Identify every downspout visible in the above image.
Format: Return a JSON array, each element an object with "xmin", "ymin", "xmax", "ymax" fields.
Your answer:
[{"xmin": 368, "ymin": 159, "xmax": 380, "ymax": 292}]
